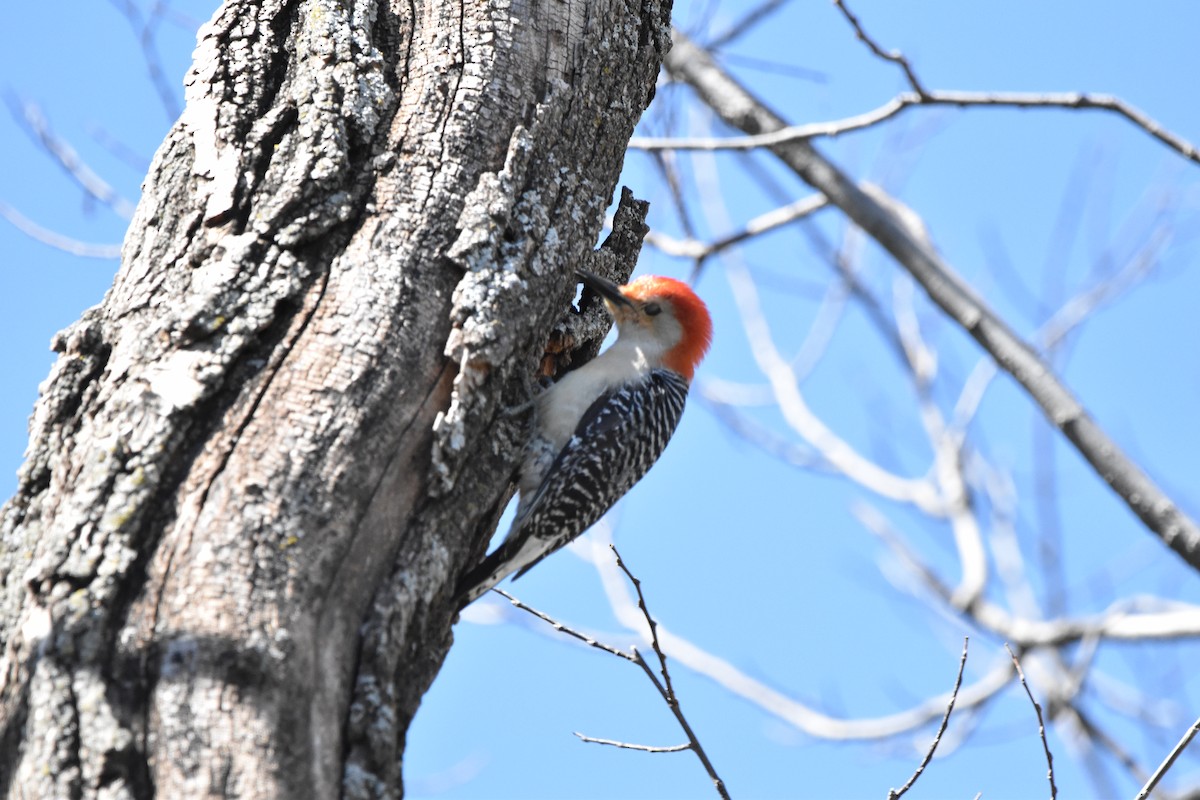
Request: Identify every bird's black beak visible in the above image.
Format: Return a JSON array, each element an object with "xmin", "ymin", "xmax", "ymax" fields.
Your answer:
[{"xmin": 575, "ymin": 268, "xmax": 634, "ymax": 309}]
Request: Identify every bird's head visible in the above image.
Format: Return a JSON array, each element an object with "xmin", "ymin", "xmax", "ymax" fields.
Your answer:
[{"xmin": 576, "ymin": 269, "xmax": 713, "ymax": 381}]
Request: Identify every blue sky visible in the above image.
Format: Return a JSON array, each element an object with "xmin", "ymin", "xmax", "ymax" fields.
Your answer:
[{"xmin": 2, "ymin": 2, "xmax": 1199, "ymax": 798}]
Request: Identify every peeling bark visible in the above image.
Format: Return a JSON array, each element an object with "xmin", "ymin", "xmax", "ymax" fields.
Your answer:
[{"xmin": 0, "ymin": 1, "xmax": 672, "ymax": 797}]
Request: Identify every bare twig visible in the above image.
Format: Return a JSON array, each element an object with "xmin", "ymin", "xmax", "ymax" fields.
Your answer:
[
  {"xmin": 666, "ymin": 29, "xmax": 1200, "ymax": 572},
  {"xmin": 583, "ymin": 530, "xmax": 1018, "ymax": 741},
  {"xmin": 889, "ymin": 271, "xmax": 989, "ymax": 610},
  {"xmin": 87, "ymin": 123, "xmax": 152, "ymax": 173},
  {"xmin": 498, "ymin": 561, "xmax": 730, "ymax": 800},
  {"xmin": 706, "ymin": 0, "xmax": 792, "ymax": 50},
  {"xmin": 888, "ymin": 638, "xmax": 969, "ymax": 800},
  {"xmin": 696, "ymin": 390, "xmax": 825, "ymax": 470},
  {"xmin": 610, "ymin": 544, "xmax": 731, "ymax": 800},
  {"xmin": 1006, "ymin": 646, "xmax": 1058, "ymax": 800},
  {"xmin": 934, "ymin": 91, "xmax": 1200, "ymax": 165},
  {"xmin": 707, "ymin": 52, "xmax": 827, "ymax": 83},
  {"xmin": 104, "ymin": 0, "xmax": 184, "ymax": 121},
  {"xmin": 572, "ymin": 733, "xmax": 691, "ymax": 753},
  {"xmin": 0, "ymin": 202, "xmax": 122, "ymax": 259},
  {"xmin": 1067, "ymin": 703, "xmax": 1151, "ymax": 788},
  {"xmin": 643, "ymin": 193, "xmax": 829, "ymax": 262},
  {"xmin": 725, "ymin": 257, "xmax": 947, "ymax": 515},
  {"xmin": 1087, "ymin": 669, "xmax": 1179, "ymax": 733},
  {"xmin": 857, "ymin": 503, "xmax": 1200, "ymax": 647},
  {"xmin": 681, "ymin": 1, "xmax": 1200, "ymax": 164},
  {"xmin": 831, "ymin": 0, "xmax": 927, "ymax": 96},
  {"xmin": 491, "ymin": 589, "xmax": 634, "ymax": 662},
  {"xmin": 947, "ymin": 220, "xmax": 1171, "ymax": 443},
  {"xmin": 160, "ymin": 4, "xmax": 203, "ymax": 30},
  {"xmin": 5, "ymin": 96, "xmax": 138, "ymax": 219},
  {"xmin": 1135, "ymin": 715, "xmax": 1200, "ymax": 800},
  {"xmin": 648, "ymin": 147, "xmax": 700, "ymax": 241},
  {"xmin": 628, "ymin": 91, "xmax": 1200, "ymax": 166},
  {"xmin": 980, "ymin": 464, "xmax": 1044, "ymax": 624},
  {"xmin": 628, "ymin": 102, "xmax": 910, "ymax": 149},
  {"xmin": 613, "ymin": 549, "xmax": 675, "ymax": 699}
]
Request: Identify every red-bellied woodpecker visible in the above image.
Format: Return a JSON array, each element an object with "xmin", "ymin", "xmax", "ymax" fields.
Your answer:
[{"xmin": 456, "ymin": 268, "xmax": 713, "ymax": 607}]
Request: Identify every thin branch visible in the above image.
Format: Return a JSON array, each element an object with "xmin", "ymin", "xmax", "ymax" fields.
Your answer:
[
  {"xmin": 858, "ymin": 502, "xmax": 1200, "ymax": 650},
  {"xmin": 1067, "ymin": 702, "xmax": 1151, "ymax": 787},
  {"xmin": 696, "ymin": 390, "xmax": 826, "ymax": 470},
  {"xmin": 0, "ymin": 203, "xmax": 122, "ymax": 259},
  {"xmin": 629, "ymin": 91, "xmax": 1200, "ymax": 166},
  {"xmin": 87, "ymin": 123, "xmax": 153, "ymax": 173},
  {"xmin": 628, "ymin": 98, "xmax": 913, "ymax": 149},
  {"xmin": 104, "ymin": 0, "xmax": 184, "ymax": 121},
  {"xmin": 497, "ymin": 565, "xmax": 730, "ymax": 800},
  {"xmin": 160, "ymin": 4, "xmax": 203, "ymax": 30},
  {"xmin": 948, "ymin": 220, "xmax": 1171, "ymax": 443},
  {"xmin": 643, "ymin": 193, "xmax": 829, "ymax": 262},
  {"xmin": 1006, "ymin": 646, "xmax": 1058, "ymax": 800},
  {"xmin": 724, "ymin": 256, "xmax": 947, "ymax": 515},
  {"xmin": 706, "ymin": 0, "xmax": 792, "ymax": 50},
  {"xmin": 610, "ymin": 544, "xmax": 731, "ymax": 800},
  {"xmin": 484, "ymin": 588, "xmax": 725, "ymax": 770},
  {"xmin": 1086, "ymin": 669, "xmax": 1180, "ymax": 732},
  {"xmin": 1037, "ymin": 224, "xmax": 1171, "ymax": 349},
  {"xmin": 696, "ymin": 376, "xmax": 776, "ymax": 407},
  {"xmin": 890, "ymin": 271, "xmax": 989, "ymax": 609},
  {"xmin": 613, "ymin": 548, "xmax": 677, "ymax": 701},
  {"xmin": 831, "ymin": 0, "xmax": 927, "ymax": 96},
  {"xmin": 667, "ymin": 29, "xmax": 1200, "ymax": 573},
  {"xmin": 979, "ymin": 463, "xmax": 1044, "ymax": 623},
  {"xmin": 797, "ymin": 202, "xmax": 914, "ymax": 370},
  {"xmin": 491, "ymin": 589, "xmax": 634, "ymax": 662},
  {"xmin": 887, "ymin": 638, "xmax": 969, "ymax": 800},
  {"xmin": 647, "ymin": 147, "xmax": 700, "ymax": 241},
  {"xmin": 5, "ymin": 96, "xmax": 138, "ymax": 219},
  {"xmin": 708, "ymin": 52, "xmax": 828, "ymax": 83},
  {"xmin": 933, "ymin": 91, "xmax": 1200, "ymax": 165},
  {"xmin": 1136, "ymin": 716, "xmax": 1200, "ymax": 800},
  {"xmin": 573, "ymin": 733, "xmax": 691, "ymax": 753},
  {"xmin": 582, "ymin": 531, "xmax": 1018, "ymax": 741}
]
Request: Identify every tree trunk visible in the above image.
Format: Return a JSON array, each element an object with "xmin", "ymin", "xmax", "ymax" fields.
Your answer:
[{"xmin": 0, "ymin": 1, "xmax": 671, "ymax": 797}]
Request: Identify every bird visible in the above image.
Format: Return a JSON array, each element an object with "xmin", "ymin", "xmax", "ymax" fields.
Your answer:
[{"xmin": 456, "ymin": 268, "xmax": 712, "ymax": 608}]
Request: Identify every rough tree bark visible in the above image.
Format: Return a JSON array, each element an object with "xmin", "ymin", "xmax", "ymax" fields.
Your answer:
[{"xmin": 0, "ymin": 1, "xmax": 672, "ymax": 797}]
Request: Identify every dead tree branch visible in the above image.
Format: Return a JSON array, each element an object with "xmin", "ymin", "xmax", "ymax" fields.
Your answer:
[
  {"xmin": 104, "ymin": 0, "xmax": 184, "ymax": 121},
  {"xmin": 888, "ymin": 638, "xmax": 969, "ymax": 800},
  {"xmin": 610, "ymin": 545, "xmax": 731, "ymax": 800},
  {"xmin": 1007, "ymin": 646, "xmax": 1059, "ymax": 800},
  {"xmin": 832, "ymin": 0, "xmax": 928, "ymax": 96},
  {"xmin": 706, "ymin": 0, "xmax": 792, "ymax": 51},
  {"xmin": 581, "ymin": 530, "xmax": 1017, "ymax": 742},
  {"xmin": 665, "ymin": 29, "xmax": 1200, "ymax": 574},
  {"xmin": 5, "ymin": 96, "xmax": 137, "ymax": 219},
  {"xmin": 643, "ymin": 193, "xmax": 829, "ymax": 263},
  {"xmin": 629, "ymin": 91, "xmax": 1200, "ymax": 166},
  {"xmin": 0, "ymin": 202, "xmax": 122, "ymax": 259},
  {"xmin": 500, "ymin": 549, "xmax": 732, "ymax": 800},
  {"xmin": 492, "ymin": 589, "xmax": 635, "ymax": 662},
  {"xmin": 1136, "ymin": 715, "xmax": 1200, "ymax": 800},
  {"xmin": 572, "ymin": 733, "xmax": 692, "ymax": 753}
]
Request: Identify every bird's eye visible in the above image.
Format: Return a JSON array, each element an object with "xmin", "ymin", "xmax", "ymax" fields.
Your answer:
[{"xmin": 644, "ymin": 302, "xmax": 662, "ymax": 317}]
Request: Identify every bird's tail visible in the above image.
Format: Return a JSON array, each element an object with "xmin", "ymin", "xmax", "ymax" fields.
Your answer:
[{"xmin": 454, "ymin": 549, "xmax": 507, "ymax": 610}]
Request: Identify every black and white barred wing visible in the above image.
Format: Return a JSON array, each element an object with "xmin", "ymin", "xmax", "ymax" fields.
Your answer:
[
  {"xmin": 454, "ymin": 369, "xmax": 688, "ymax": 606},
  {"xmin": 509, "ymin": 368, "xmax": 689, "ymax": 578}
]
